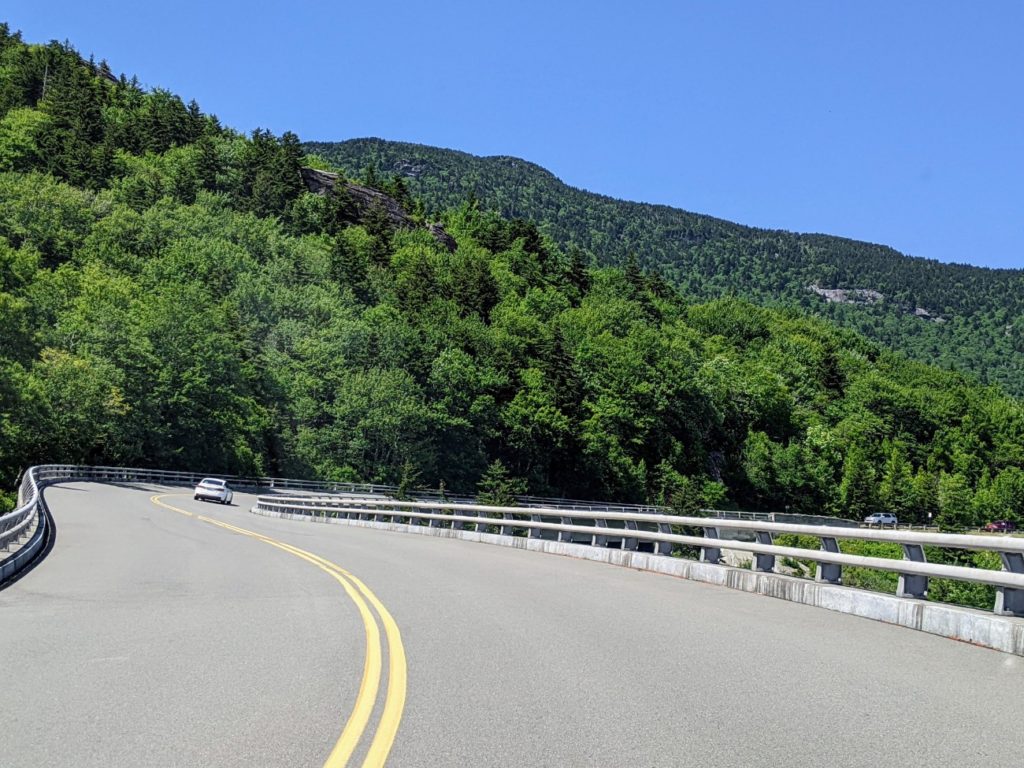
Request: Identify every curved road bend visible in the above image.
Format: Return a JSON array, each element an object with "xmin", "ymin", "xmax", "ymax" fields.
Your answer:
[{"xmin": 2, "ymin": 482, "xmax": 1022, "ymax": 767}]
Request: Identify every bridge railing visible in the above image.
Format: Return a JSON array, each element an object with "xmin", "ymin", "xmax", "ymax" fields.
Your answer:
[
  {"xmin": 1, "ymin": 463, "xmax": 657, "ymax": 583},
  {"xmin": 253, "ymin": 495, "xmax": 1024, "ymax": 617},
  {"xmin": 0, "ymin": 469, "xmax": 43, "ymax": 581},
  {"xmin": 6, "ymin": 465, "xmax": 1024, "ymax": 617}
]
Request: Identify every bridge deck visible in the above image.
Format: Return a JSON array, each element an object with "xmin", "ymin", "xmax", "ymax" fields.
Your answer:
[{"xmin": 2, "ymin": 483, "xmax": 1020, "ymax": 767}]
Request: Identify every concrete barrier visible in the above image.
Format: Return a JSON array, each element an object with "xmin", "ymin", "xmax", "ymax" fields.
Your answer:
[{"xmin": 252, "ymin": 506, "xmax": 1024, "ymax": 657}]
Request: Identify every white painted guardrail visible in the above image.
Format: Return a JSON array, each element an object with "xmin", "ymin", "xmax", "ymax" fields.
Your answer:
[
  {"xmin": 1, "ymin": 462, "xmax": 731, "ymax": 584},
  {"xmin": 0, "ymin": 468, "xmax": 47, "ymax": 583},
  {"xmin": 254, "ymin": 495, "xmax": 1024, "ymax": 617},
  {"xmin": 0, "ymin": 464, "xmax": 687, "ymax": 586},
  {"xmin": 6, "ymin": 464, "xmax": 1024, "ymax": 620}
]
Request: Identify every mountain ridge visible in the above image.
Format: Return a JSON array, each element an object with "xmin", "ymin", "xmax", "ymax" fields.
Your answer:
[
  {"xmin": 309, "ymin": 137, "xmax": 1020, "ymax": 272},
  {"xmin": 306, "ymin": 137, "xmax": 1024, "ymax": 394}
]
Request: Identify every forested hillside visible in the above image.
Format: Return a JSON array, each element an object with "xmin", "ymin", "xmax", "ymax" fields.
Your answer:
[
  {"xmin": 2, "ymin": 27, "xmax": 1024, "ymax": 532},
  {"xmin": 306, "ymin": 139, "xmax": 1024, "ymax": 395}
]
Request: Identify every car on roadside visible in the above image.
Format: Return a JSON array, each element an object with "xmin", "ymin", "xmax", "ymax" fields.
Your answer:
[
  {"xmin": 983, "ymin": 520, "xmax": 1016, "ymax": 533},
  {"xmin": 863, "ymin": 512, "xmax": 898, "ymax": 527},
  {"xmin": 194, "ymin": 478, "xmax": 233, "ymax": 505}
]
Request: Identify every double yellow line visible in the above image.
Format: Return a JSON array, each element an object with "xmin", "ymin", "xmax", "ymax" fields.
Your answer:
[{"xmin": 151, "ymin": 494, "xmax": 407, "ymax": 767}]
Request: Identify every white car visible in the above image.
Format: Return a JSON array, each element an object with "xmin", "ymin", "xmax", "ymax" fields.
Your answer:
[
  {"xmin": 194, "ymin": 478, "xmax": 233, "ymax": 505},
  {"xmin": 863, "ymin": 512, "xmax": 897, "ymax": 526}
]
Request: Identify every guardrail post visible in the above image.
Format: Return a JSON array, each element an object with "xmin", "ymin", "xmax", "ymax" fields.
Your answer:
[
  {"xmin": 656, "ymin": 523, "xmax": 673, "ymax": 555},
  {"xmin": 500, "ymin": 513, "xmax": 515, "ymax": 537},
  {"xmin": 994, "ymin": 551, "xmax": 1024, "ymax": 616},
  {"xmin": 701, "ymin": 526, "xmax": 722, "ymax": 564},
  {"xmin": 753, "ymin": 531, "xmax": 775, "ymax": 572},
  {"xmin": 452, "ymin": 508, "xmax": 464, "ymax": 530},
  {"xmin": 624, "ymin": 520, "xmax": 639, "ymax": 551},
  {"xmin": 528, "ymin": 514, "xmax": 542, "ymax": 538},
  {"xmin": 816, "ymin": 537, "xmax": 842, "ymax": 584},
  {"xmin": 559, "ymin": 517, "xmax": 573, "ymax": 543},
  {"xmin": 897, "ymin": 544, "xmax": 928, "ymax": 599},
  {"xmin": 593, "ymin": 519, "xmax": 608, "ymax": 548}
]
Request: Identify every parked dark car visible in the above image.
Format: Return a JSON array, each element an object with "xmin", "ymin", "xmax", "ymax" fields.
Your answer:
[{"xmin": 983, "ymin": 520, "xmax": 1016, "ymax": 533}]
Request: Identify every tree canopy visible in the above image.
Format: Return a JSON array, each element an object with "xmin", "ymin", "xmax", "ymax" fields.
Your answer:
[{"xmin": 307, "ymin": 138, "xmax": 1024, "ymax": 397}]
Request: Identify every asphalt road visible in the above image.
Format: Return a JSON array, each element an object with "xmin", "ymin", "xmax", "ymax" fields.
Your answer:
[{"xmin": 2, "ymin": 482, "xmax": 1023, "ymax": 767}]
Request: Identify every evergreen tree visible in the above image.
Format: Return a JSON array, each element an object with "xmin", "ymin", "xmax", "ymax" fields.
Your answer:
[
  {"xmin": 330, "ymin": 233, "xmax": 369, "ymax": 301},
  {"xmin": 477, "ymin": 459, "xmax": 526, "ymax": 507},
  {"xmin": 361, "ymin": 162, "xmax": 379, "ymax": 188},
  {"xmin": 878, "ymin": 443, "xmax": 914, "ymax": 518},
  {"xmin": 936, "ymin": 472, "xmax": 976, "ymax": 531},
  {"xmin": 395, "ymin": 459, "xmax": 421, "ymax": 500},
  {"xmin": 363, "ymin": 199, "xmax": 394, "ymax": 266},
  {"xmin": 36, "ymin": 49, "xmax": 104, "ymax": 186},
  {"xmin": 908, "ymin": 469, "xmax": 939, "ymax": 524},
  {"xmin": 565, "ymin": 245, "xmax": 591, "ymax": 300},
  {"xmin": 839, "ymin": 445, "xmax": 877, "ymax": 518}
]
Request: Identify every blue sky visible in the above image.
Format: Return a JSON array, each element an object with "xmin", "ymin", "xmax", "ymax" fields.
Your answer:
[{"xmin": 6, "ymin": 1, "xmax": 1022, "ymax": 269}]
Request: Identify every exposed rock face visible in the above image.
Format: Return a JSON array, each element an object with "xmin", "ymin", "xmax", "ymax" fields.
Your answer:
[
  {"xmin": 808, "ymin": 284, "xmax": 946, "ymax": 322},
  {"xmin": 427, "ymin": 223, "xmax": 457, "ymax": 252},
  {"xmin": 299, "ymin": 167, "xmax": 456, "ymax": 252},
  {"xmin": 913, "ymin": 307, "xmax": 946, "ymax": 323},
  {"xmin": 808, "ymin": 284, "xmax": 884, "ymax": 305},
  {"xmin": 300, "ymin": 166, "xmax": 340, "ymax": 195}
]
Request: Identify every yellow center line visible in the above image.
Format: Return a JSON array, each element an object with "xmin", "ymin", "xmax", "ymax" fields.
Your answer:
[
  {"xmin": 252, "ymin": 534, "xmax": 408, "ymax": 768},
  {"xmin": 150, "ymin": 494, "xmax": 406, "ymax": 767}
]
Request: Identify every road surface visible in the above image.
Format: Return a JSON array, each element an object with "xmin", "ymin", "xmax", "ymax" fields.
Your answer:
[{"xmin": 2, "ymin": 482, "xmax": 1022, "ymax": 767}]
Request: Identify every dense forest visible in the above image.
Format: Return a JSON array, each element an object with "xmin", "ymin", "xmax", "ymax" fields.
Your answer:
[
  {"xmin": 2, "ymin": 27, "xmax": 1024, "ymax": 535},
  {"xmin": 306, "ymin": 139, "xmax": 1024, "ymax": 396}
]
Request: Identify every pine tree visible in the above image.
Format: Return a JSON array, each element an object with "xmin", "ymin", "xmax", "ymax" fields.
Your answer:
[
  {"xmin": 879, "ymin": 443, "xmax": 914, "ymax": 518},
  {"xmin": 363, "ymin": 199, "xmax": 393, "ymax": 267},
  {"xmin": 386, "ymin": 173, "xmax": 413, "ymax": 212},
  {"xmin": 395, "ymin": 459, "xmax": 420, "ymax": 500},
  {"xmin": 36, "ymin": 49, "xmax": 104, "ymax": 186},
  {"xmin": 362, "ymin": 162, "xmax": 379, "ymax": 189},
  {"xmin": 330, "ymin": 234, "xmax": 369, "ymax": 301},
  {"xmin": 908, "ymin": 469, "xmax": 939, "ymax": 524},
  {"xmin": 565, "ymin": 245, "xmax": 591, "ymax": 299},
  {"xmin": 936, "ymin": 472, "xmax": 977, "ymax": 531},
  {"xmin": 477, "ymin": 459, "xmax": 526, "ymax": 507},
  {"xmin": 838, "ymin": 445, "xmax": 877, "ymax": 519}
]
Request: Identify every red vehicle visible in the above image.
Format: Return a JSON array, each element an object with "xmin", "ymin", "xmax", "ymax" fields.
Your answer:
[{"xmin": 983, "ymin": 520, "xmax": 1017, "ymax": 533}]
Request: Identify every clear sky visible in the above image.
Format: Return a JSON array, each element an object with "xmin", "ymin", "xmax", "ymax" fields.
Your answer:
[{"xmin": 5, "ymin": 1, "xmax": 1022, "ymax": 269}]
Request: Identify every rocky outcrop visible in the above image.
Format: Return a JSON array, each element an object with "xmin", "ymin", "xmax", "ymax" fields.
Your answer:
[
  {"xmin": 427, "ymin": 223, "xmax": 457, "ymax": 253},
  {"xmin": 808, "ymin": 284, "xmax": 946, "ymax": 322},
  {"xmin": 913, "ymin": 307, "xmax": 946, "ymax": 323},
  {"xmin": 808, "ymin": 285, "xmax": 884, "ymax": 305},
  {"xmin": 299, "ymin": 167, "xmax": 456, "ymax": 252}
]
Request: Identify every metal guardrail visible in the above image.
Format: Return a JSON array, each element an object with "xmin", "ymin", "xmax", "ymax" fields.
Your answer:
[
  {"xmin": 0, "ymin": 468, "xmax": 46, "ymax": 582},
  {"xmin": 6, "ymin": 464, "xmax": 1024, "ymax": 617},
  {"xmin": 0, "ymin": 463, "xmax": 673, "ymax": 584},
  {"xmin": 254, "ymin": 495, "xmax": 1024, "ymax": 617}
]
